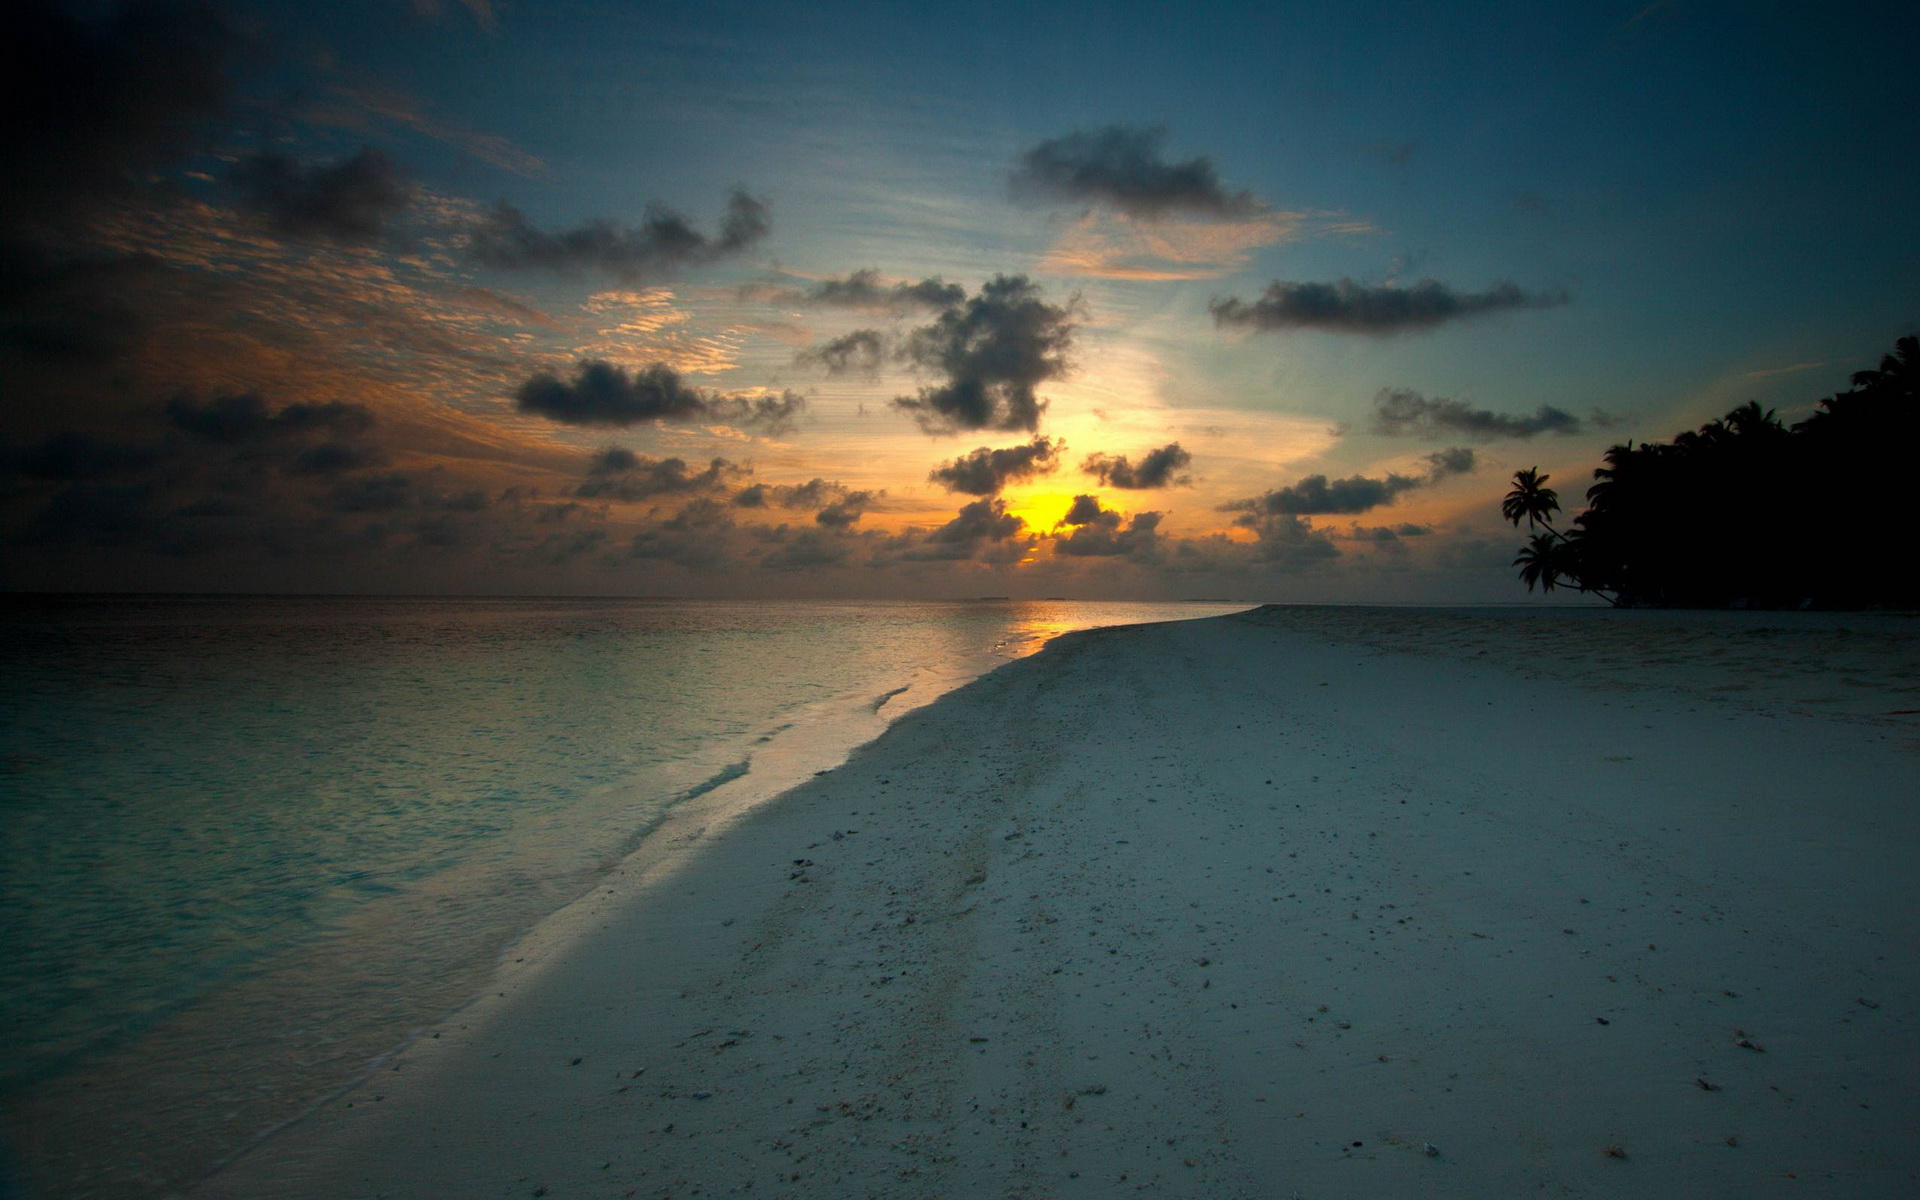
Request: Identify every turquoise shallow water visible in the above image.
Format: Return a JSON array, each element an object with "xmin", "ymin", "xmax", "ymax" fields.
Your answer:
[{"xmin": 0, "ymin": 595, "xmax": 1243, "ymax": 1188}]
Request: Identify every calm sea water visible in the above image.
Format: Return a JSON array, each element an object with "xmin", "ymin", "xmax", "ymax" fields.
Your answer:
[{"xmin": 0, "ymin": 595, "xmax": 1244, "ymax": 1193}]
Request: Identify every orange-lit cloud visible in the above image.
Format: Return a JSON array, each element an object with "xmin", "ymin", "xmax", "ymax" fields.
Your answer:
[{"xmin": 1040, "ymin": 209, "xmax": 1378, "ymax": 280}]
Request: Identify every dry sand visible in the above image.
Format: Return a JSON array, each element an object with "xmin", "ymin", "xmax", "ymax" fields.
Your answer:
[{"xmin": 197, "ymin": 605, "xmax": 1920, "ymax": 1199}]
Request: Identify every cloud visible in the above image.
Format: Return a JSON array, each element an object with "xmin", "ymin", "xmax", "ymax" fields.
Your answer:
[
  {"xmin": 814, "ymin": 491, "xmax": 875, "ymax": 528},
  {"xmin": 1210, "ymin": 278, "xmax": 1569, "ymax": 335},
  {"xmin": 626, "ymin": 496, "xmax": 739, "ymax": 567},
  {"xmin": 899, "ymin": 497, "xmax": 1028, "ymax": 561},
  {"xmin": 731, "ymin": 477, "xmax": 877, "ymax": 526},
  {"xmin": 232, "ymin": 148, "xmax": 415, "ymax": 242},
  {"xmin": 1050, "ymin": 494, "xmax": 1163, "ymax": 558},
  {"xmin": 798, "ymin": 328, "xmax": 886, "ymax": 376},
  {"xmin": 575, "ymin": 449, "xmax": 746, "ymax": 501},
  {"xmin": 468, "ymin": 189, "xmax": 768, "ymax": 281},
  {"xmin": 1081, "ymin": 443, "xmax": 1191, "ymax": 488},
  {"xmin": 773, "ymin": 269, "xmax": 965, "ymax": 314},
  {"xmin": 928, "ymin": 436, "xmax": 1063, "ymax": 495},
  {"xmin": 757, "ymin": 527, "xmax": 863, "ymax": 570},
  {"xmin": 1, "ymin": 432, "xmax": 159, "ymax": 481},
  {"xmin": 1223, "ymin": 448, "xmax": 1474, "ymax": 516},
  {"xmin": 1010, "ymin": 126, "xmax": 1260, "ymax": 219},
  {"xmin": 1037, "ymin": 208, "xmax": 1329, "ymax": 281},
  {"xmin": 893, "ymin": 275, "xmax": 1076, "ymax": 434},
  {"xmin": 165, "ymin": 392, "xmax": 375, "ymax": 442},
  {"xmin": 1369, "ymin": 388, "xmax": 1593, "ymax": 440},
  {"xmin": 513, "ymin": 360, "xmax": 803, "ymax": 433},
  {"xmin": 1228, "ymin": 512, "xmax": 1343, "ymax": 565}
]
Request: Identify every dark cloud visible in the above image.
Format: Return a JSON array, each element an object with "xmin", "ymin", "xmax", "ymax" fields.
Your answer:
[
  {"xmin": 513, "ymin": 360, "xmax": 803, "ymax": 433},
  {"xmin": 1080, "ymin": 443, "xmax": 1191, "ymax": 489},
  {"xmin": 467, "ymin": 189, "xmax": 768, "ymax": 282},
  {"xmin": 1209, "ymin": 278, "xmax": 1568, "ymax": 335},
  {"xmin": 1230, "ymin": 473, "xmax": 1414, "ymax": 516},
  {"xmin": 1370, "ymin": 387, "xmax": 1586, "ymax": 440},
  {"xmin": 232, "ymin": 147, "xmax": 415, "ymax": 242},
  {"xmin": 576, "ymin": 449, "xmax": 746, "ymax": 501},
  {"xmin": 799, "ymin": 329, "xmax": 886, "ymax": 377},
  {"xmin": 1424, "ymin": 446, "xmax": 1475, "ymax": 477},
  {"xmin": 18, "ymin": 481, "xmax": 163, "ymax": 549},
  {"xmin": 814, "ymin": 491, "xmax": 874, "ymax": 528},
  {"xmin": 2, "ymin": 415, "xmax": 616, "ymax": 575},
  {"xmin": 165, "ymin": 393, "xmax": 375, "ymax": 442},
  {"xmin": 1337, "ymin": 521, "xmax": 1433, "ymax": 552},
  {"xmin": 0, "ymin": 243, "xmax": 158, "ymax": 363},
  {"xmin": 757, "ymin": 528, "xmax": 859, "ymax": 570},
  {"xmin": 2, "ymin": 432, "xmax": 159, "ymax": 481},
  {"xmin": 1223, "ymin": 448, "xmax": 1474, "ymax": 517},
  {"xmin": 1058, "ymin": 493, "xmax": 1106, "ymax": 527},
  {"xmin": 627, "ymin": 496, "xmax": 738, "ymax": 567},
  {"xmin": 900, "ymin": 497, "xmax": 1027, "ymax": 561},
  {"xmin": 784, "ymin": 269, "xmax": 965, "ymax": 313},
  {"xmin": 1052, "ymin": 495, "xmax": 1164, "ymax": 558},
  {"xmin": 288, "ymin": 441, "xmax": 382, "ymax": 476},
  {"xmin": 1230, "ymin": 512, "xmax": 1343, "ymax": 565},
  {"xmin": 1010, "ymin": 126, "xmax": 1260, "ymax": 219},
  {"xmin": 321, "ymin": 472, "xmax": 416, "ymax": 513},
  {"xmin": 928, "ymin": 436, "xmax": 1062, "ymax": 495},
  {"xmin": 893, "ymin": 275, "xmax": 1075, "ymax": 434},
  {"xmin": 1, "ymin": 0, "xmax": 241, "ymax": 228},
  {"xmin": 730, "ymin": 477, "xmax": 876, "ymax": 526}
]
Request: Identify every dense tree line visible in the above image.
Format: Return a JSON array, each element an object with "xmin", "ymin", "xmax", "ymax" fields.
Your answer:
[{"xmin": 1506, "ymin": 336, "xmax": 1919, "ymax": 608}]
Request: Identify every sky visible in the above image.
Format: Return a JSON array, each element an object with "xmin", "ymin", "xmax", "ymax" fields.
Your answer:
[{"xmin": 3, "ymin": 0, "xmax": 1915, "ymax": 600}]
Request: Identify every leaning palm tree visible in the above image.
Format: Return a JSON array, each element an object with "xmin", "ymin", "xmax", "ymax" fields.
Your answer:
[
  {"xmin": 1513, "ymin": 533, "xmax": 1563, "ymax": 593},
  {"xmin": 1502, "ymin": 467, "xmax": 1561, "ymax": 534}
]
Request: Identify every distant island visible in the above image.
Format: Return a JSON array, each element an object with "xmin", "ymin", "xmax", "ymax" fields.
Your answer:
[{"xmin": 1506, "ymin": 335, "xmax": 1917, "ymax": 609}]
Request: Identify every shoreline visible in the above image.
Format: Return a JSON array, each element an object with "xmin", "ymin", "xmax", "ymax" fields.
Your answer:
[
  {"xmin": 51, "ymin": 603, "xmax": 1920, "ymax": 1197},
  {"xmin": 6, "ymin": 601, "xmax": 1247, "ymax": 1198},
  {"xmin": 192, "ymin": 604, "xmax": 1920, "ymax": 1197}
]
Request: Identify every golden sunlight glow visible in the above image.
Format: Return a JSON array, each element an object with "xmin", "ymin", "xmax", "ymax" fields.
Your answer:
[{"xmin": 1000, "ymin": 489, "xmax": 1090, "ymax": 532}]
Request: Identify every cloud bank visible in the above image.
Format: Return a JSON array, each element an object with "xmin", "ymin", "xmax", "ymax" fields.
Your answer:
[
  {"xmin": 1370, "ymin": 388, "xmax": 1590, "ymax": 440},
  {"xmin": 1223, "ymin": 447, "xmax": 1474, "ymax": 517},
  {"xmin": 775, "ymin": 269, "xmax": 965, "ymax": 314},
  {"xmin": 1210, "ymin": 278, "xmax": 1568, "ymax": 335},
  {"xmin": 1010, "ymin": 126, "xmax": 1260, "ymax": 219},
  {"xmin": 513, "ymin": 360, "xmax": 803, "ymax": 433},
  {"xmin": 576, "ymin": 449, "xmax": 746, "ymax": 501},
  {"xmin": 468, "ymin": 189, "xmax": 768, "ymax": 282}
]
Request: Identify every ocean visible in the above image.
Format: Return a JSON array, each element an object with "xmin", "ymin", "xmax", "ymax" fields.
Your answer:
[{"xmin": 0, "ymin": 595, "xmax": 1247, "ymax": 1195}]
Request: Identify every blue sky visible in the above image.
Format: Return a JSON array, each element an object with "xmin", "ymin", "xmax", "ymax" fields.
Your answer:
[{"xmin": 2, "ymin": 0, "xmax": 1914, "ymax": 596}]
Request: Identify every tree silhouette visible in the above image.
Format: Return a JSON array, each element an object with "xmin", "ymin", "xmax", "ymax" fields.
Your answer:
[
  {"xmin": 1513, "ymin": 533, "xmax": 1564, "ymax": 593},
  {"xmin": 1501, "ymin": 467, "xmax": 1561, "ymax": 534},
  {"xmin": 1509, "ymin": 335, "xmax": 1918, "ymax": 608}
]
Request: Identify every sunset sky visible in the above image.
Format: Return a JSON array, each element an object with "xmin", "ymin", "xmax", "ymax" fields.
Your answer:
[{"xmin": 4, "ymin": 0, "xmax": 1915, "ymax": 599}]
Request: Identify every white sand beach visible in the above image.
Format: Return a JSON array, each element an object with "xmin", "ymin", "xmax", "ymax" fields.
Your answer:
[{"xmin": 196, "ymin": 606, "xmax": 1920, "ymax": 1199}]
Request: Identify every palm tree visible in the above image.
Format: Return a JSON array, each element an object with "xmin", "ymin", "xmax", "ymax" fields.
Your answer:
[
  {"xmin": 1513, "ymin": 533, "xmax": 1563, "ymax": 593},
  {"xmin": 1501, "ymin": 467, "xmax": 1561, "ymax": 534},
  {"xmin": 1505, "ymin": 466, "xmax": 1620, "ymax": 604},
  {"xmin": 1849, "ymin": 334, "xmax": 1918, "ymax": 398}
]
